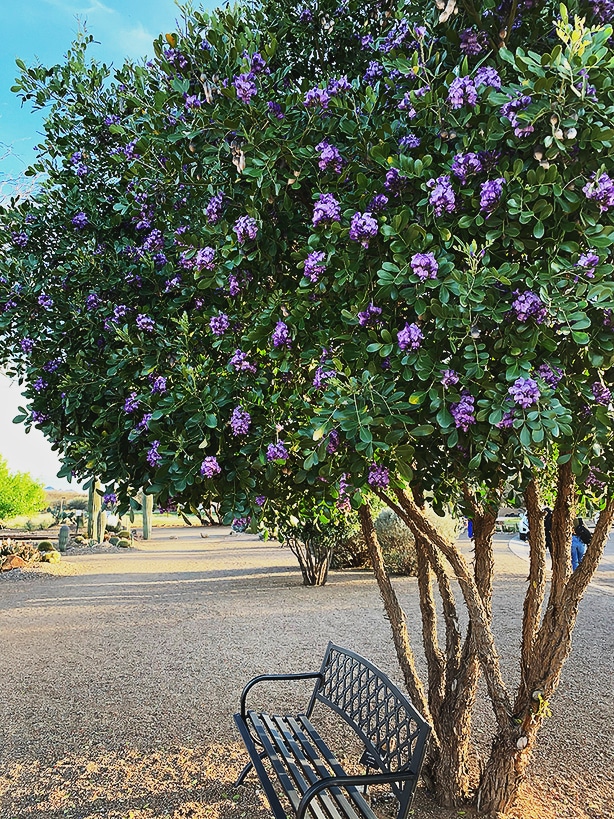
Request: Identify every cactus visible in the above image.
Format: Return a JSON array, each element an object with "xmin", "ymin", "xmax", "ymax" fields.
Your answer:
[
  {"xmin": 87, "ymin": 480, "xmax": 102, "ymax": 539},
  {"xmin": 142, "ymin": 490, "xmax": 154, "ymax": 540},
  {"xmin": 96, "ymin": 510, "xmax": 107, "ymax": 543},
  {"xmin": 117, "ymin": 539, "xmax": 131, "ymax": 548},
  {"xmin": 109, "ymin": 536, "xmax": 119, "ymax": 546},
  {"xmin": 40, "ymin": 550, "xmax": 61, "ymax": 563},
  {"xmin": 58, "ymin": 524, "xmax": 70, "ymax": 552},
  {"xmin": 38, "ymin": 540, "xmax": 54, "ymax": 552},
  {"xmin": 118, "ymin": 530, "xmax": 130, "ymax": 539}
]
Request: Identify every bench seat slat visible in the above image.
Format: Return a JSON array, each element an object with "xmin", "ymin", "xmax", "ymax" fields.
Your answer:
[
  {"xmin": 271, "ymin": 715, "xmax": 367, "ymax": 819},
  {"xmin": 247, "ymin": 711, "xmax": 378, "ymax": 819},
  {"xmin": 262, "ymin": 714, "xmax": 345, "ymax": 819}
]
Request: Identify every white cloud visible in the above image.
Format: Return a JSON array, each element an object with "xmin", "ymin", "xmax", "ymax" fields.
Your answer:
[{"xmin": 41, "ymin": 0, "xmax": 114, "ymax": 15}]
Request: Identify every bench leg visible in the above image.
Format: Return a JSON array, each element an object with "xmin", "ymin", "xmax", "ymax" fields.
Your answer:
[{"xmin": 234, "ymin": 752, "xmax": 266, "ymax": 787}]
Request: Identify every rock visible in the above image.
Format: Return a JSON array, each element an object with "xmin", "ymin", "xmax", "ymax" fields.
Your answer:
[{"xmin": 1, "ymin": 555, "xmax": 27, "ymax": 572}]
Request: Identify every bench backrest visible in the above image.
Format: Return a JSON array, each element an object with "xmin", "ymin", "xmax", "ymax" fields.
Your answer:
[{"xmin": 307, "ymin": 643, "xmax": 431, "ymax": 815}]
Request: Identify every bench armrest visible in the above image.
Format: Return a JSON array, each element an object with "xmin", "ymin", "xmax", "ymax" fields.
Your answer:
[
  {"xmin": 239, "ymin": 672, "xmax": 324, "ymax": 720},
  {"xmin": 296, "ymin": 770, "xmax": 418, "ymax": 819}
]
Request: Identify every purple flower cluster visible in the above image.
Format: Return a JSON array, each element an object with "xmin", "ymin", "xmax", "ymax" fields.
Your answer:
[
  {"xmin": 147, "ymin": 440, "xmax": 162, "ymax": 467},
  {"xmin": 210, "ymin": 313, "xmax": 230, "ymax": 336},
  {"xmin": 315, "ymin": 141, "xmax": 343, "ymax": 173},
  {"xmin": 369, "ymin": 194, "xmax": 389, "ymax": 213},
  {"xmin": 267, "ymin": 101, "xmax": 284, "ymax": 119},
  {"xmin": 591, "ymin": 381, "xmax": 612, "ymax": 405},
  {"xmin": 512, "ymin": 291, "xmax": 547, "ymax": 323},
  {"xmin": 143, "ymin": 229, "xmax": 164, "ymax": 253},
  {"xmin": 410, "ymin": 252, "xmax": 438, "ymax": 281},
  {"xmin": 12, "ymin": 231, "xmax": 28, "ymax": 248},
  {"xmin": 460, "ymin": 28, "xmax": 487, "ymax": 55},
  {"xmin": 509, "ymin": 377, "xmax": 540, "ymax": 408},
  {"xmin": 304, "ymin": 250, "xmax": 326, "ymax": 282},
  {"xmin": 70, "ymin": 150, "xmax": 88, "ymax": 177},
  {"xmin": 184, "ymin": 94, "xmax": 201, "ymax": 109},
  {"xmin": 103, "ymin": 493, "xmax": 118, "ymax": 507},
  {"xmin": 363, "ymin": 61, "xmax": 384, "ymax": 84},
  {"xmin": 200, "ymin": 456, "xmax": 222, "ymax": 478},
  {"xmin": 30, "ymin": 411, "xmax": 49, "ymax": 424},
  {"xmin": 205, "ymin": 191, "xmax": 224, "ymax": 224},
  {"xmin": 136, "ymin": 314, "xmax": 155, "ymax": 332},
  {"xmin": 585, "ymin": 467, "xmax": 606, "ymax": 494},
  {"xmin": 85, "ymin": 293, "xmax": 100, "ymax": 311},
  {"xmin": 358, "ymin": 302, "xmax": 382, "ymax": 327},
  {"xmin": 233, "ymin": 73, "xmax": 257, "ymax": 103},
  {"xmin": 475, "ymin": 67, "xmax": 502, "ymax": 89},
  {"xmin": 266, "ymin": 441, "xmax": 288, "ymax": 461},
  {"xmin": 38, "ymin": 293, "xmax": 53, "ymax": 310},
  {"xmin": 500, "ymin": 95, "xmax": 534, "ymax": 137},
  {"xmin": 138, "ymin": 413, "xmax": 152, "ymax": 431},
  {"xmin": 450, "ymin": 393, "xmax": 476, "ymax": 432},
  {"xmin": 71, "ymin": 212, "xmax": 89, "ymax": 230},
  {"xmin": 577, "ymin": 251, "xmax": 599, "ymax": 275},
  {"xmin": 313, "ymin": 193, "xmax": 341, "ymax": 227},
  {"xmin": 441, "ymin": 368, "xmax": 460, "ymax": 387},
  {"xmin": 234, "ymin": 215, "xmax": 258, "ymax": 244},
  {"xmin": 326, "ymin": 429, "xmax": 340, "ymax": 454},
  {"xmin": 368, "ymin": 463, "xmax": 390, "ymax": 489},
  {"xmin": 583, "ymin": 173, "xmax": 614, "ymax": 212},
  {"xmin": 427, "ymin": 175, "xmax": 456, "ymax": 216},
  {"xmin": 398, "ymin": 322, "xmax": 423, "ymax": 351},
  {"xmin": 327, "ymin": 75, "xmax": 351, "ymax": 96},
  {"xmin": 151, "ymin": 375, "xmax": 167, "ymax": 395},
  {"xmin": 313, "ymin": 366, "xmax": 335, "ymax": 388},
  {"xmin": 448, "ymin": 76, "xmax": 477, "ymax": 109},
  {"xmin": 33, "ymin": 377, "xmax": 47, "ymax": 392},
  {"xmin": 255, "ymin": 495, "xmax": 266, "ymax": 506},
  {"xmin": 193, "ymin": 247, "xmax": 215, "ymax": 271},
  {"xmin": 349, "ymin": 212, "xmax": 378, "ymax": 248},
  {"xmin": 230, "ymin": 406, "xmax": 251, "ymax": 436},
  {"xmin": 480, "ymin": 178, "xmax": 505, "ymax": 214},
  {"xmin": 337, "ymin": 474, "xmax": 351, "ymax": 512},
  {"xmin": 496, "ymin": 410, "xmax": 515, "ymax": 429},
  {"xmin": 230, "ymin": 349, "xmax": 257, "ymax": 373},
  {"xmin": 164, "ymin": 275, "xmax": 181, "ymax": 292},
  {"xmin": 272, "ymin": 321, "xmax": 291, "ymax": 348},
  {"xmin": 536, "ymin": 364, "xmax": 563, "ymax": 389},
  {"xmin": 304, "ymin": 87, "xmax": 330, "ymax": 109},
  {"xmin": 399, "ymin": 133, "xmax": 421, "ymax": 151},
  {"xmin": 20, "ymin": 337, "xmax": 35, "ymax": 353},
  {"xmin": 451, "ymin": 152, "xmax": 483, "ymax": 185},
  {"xmin": 44, "ymin": 358, "xmax": 62, "ymax": 373},
  {"xmin": 124, "ymin": 392, "xmax": 140, "ymax": 413},
  {"xmin": 398, "ymin": 94, "xmax": 417, "ymax": 117},
  {"xmin": 384, "ymin": 168, "xmax": 408, "ymax": 196}
]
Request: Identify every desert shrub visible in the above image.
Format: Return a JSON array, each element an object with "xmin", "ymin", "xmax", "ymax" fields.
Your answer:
[
  {"xmin": 117, "ymin": 539, "xmax": 130, "ymax": 548},
  {"xmin": 374, "ymin": 509, "xmax": 419, "ymax": 576},
  {"xmin": 67, "ymin": 498, "xmax": 88, "ymax": 511},
  {"xmin": 0, "ymin": 540, "xmax": 38, "ymax": 561}
]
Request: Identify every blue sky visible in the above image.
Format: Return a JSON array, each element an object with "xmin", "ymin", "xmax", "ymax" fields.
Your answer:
[
  {"xmin": 0, "ymin": 0, "xmax": 215, "ymax": 182},
  {"xmin": 0, "ymin": 0, "xmax": 216, "ymax": 489}
]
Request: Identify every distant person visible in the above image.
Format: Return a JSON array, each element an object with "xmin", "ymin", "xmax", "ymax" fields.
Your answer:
[
  {"xmin": 571, "ymin": 517, "xmax": 591, "ymax": 571},
  {"xmin": 467, "ymin": 519, "xmax": 473, "ymax": 539}
]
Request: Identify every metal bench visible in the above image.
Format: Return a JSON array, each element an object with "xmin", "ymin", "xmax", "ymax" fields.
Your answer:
[{"xmin": 234, "ymin": 642, "xmax": 431, "ymax": 819}]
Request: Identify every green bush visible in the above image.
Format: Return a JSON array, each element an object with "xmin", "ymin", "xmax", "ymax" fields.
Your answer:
[
  {"xmin": 0, "ymin": 457, "xmax": 46, "ymax": 520},
  {"xmin": 374, "ymin": 509, "xmax": 419, "ymax": 576}
]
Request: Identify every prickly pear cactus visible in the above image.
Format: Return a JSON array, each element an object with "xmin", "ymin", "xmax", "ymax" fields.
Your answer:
[{"xmin": 58, "ymin": 524, "xmax": 70, "ymax": 552}]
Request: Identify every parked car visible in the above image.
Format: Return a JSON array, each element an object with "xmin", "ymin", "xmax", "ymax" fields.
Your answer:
[{"xmin": 518, "ymin": 512, "xmax": 529, "ymax": 541}]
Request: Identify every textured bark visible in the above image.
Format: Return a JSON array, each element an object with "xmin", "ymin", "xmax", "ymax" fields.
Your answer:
[
  {"xmin": 414, "ymin": 536, "xmax": 446, "ymax": 713},
  {"xmin": 394, "ymin": 488, "xmax": 512, "ymax": 730},
  {"xmin": 521, "ymin": 480, "xmax": 547, "ymax": 684},
  {"xmin": 547, "ymin": 462, "xmax": 574, "ymax": 610},
  {"xmin": 357, "ymin": 504, "xmax": 434, "ymax": 735}
]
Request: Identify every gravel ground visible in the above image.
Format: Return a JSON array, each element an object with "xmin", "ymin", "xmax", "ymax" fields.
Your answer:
[{"xmin": 0, "ymin": 527, "xmax": 612, "ymax": 819}]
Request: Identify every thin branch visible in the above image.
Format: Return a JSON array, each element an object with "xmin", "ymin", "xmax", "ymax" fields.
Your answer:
[
  {"xmin": 521, "ymin": 479, "xmax": 547, "ymax": 684},
  {"xmin": 547, "ymin": 461, "xmax": 574, "ymax": 610}
]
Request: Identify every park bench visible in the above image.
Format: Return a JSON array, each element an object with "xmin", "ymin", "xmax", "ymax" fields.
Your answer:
[{"xmin": 234, "ymin": 642, "xmax": 431, "ymax": 819}]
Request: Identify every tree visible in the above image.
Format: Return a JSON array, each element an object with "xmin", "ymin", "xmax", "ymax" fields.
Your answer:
[
  {"xmin": 0, "ymin": 455, "xmax": 46, "ymax": 519},
  {"xmin": 1, "ymin": 1, "xmax": 614, "ymax": 815}
]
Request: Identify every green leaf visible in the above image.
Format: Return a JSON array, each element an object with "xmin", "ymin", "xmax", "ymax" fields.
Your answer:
[
  {"xmin": 205, "ymin": 413, "xmax": 217, "ymax": 428},
  {"xmin": 411, "ymin": 424, "xmax": 435, "ymax": 437}
]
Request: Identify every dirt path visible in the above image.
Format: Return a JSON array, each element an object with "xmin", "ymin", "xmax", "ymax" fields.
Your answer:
[{"xmin": 0, "ymin": 528, "xmax": 612, "ymax": 818}]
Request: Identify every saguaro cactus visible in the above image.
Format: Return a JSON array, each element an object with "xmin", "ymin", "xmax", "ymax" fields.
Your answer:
[
  {"xmin": 87, "ymin": 480, "xmax": 101, "ymax": 539},
  {"xmin": 142, "ymin": 491, "xmax": 154, "ymax": 540},
  {"xmin": 58, "ymin": 524, "xmax": 70, "ymax": 552}
]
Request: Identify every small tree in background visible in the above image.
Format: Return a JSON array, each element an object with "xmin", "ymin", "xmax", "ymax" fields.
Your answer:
[{"xmin": 0, "ymin": 455, "xmax": 46, "ymax": 520}]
